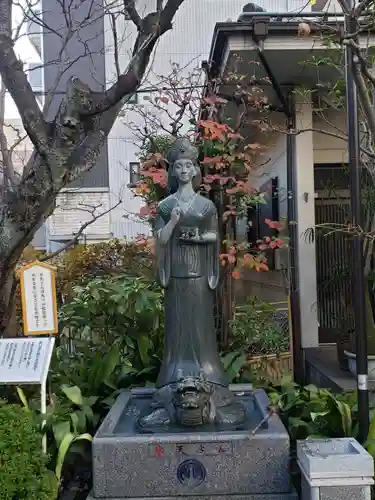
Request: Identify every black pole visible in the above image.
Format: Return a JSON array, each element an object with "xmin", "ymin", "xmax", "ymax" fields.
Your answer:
[{"xmin": 345, "ymin": 7, "xmax": 369, "ymax": 443}]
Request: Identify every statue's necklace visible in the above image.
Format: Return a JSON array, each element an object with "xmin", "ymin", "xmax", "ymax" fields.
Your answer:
[{"xmin": 173, "ymin": 193, "xmax": 197, "ymax": 213}]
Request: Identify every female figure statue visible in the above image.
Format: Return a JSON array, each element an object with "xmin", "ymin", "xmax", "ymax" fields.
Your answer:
[{"xmin": 138, "ymin": 138, "xmax": 245, "ymax": 430}]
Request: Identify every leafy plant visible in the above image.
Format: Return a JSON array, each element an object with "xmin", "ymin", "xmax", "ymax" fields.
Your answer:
[
  {"xmin": 13, "ymin": 275, "xmax": 165, "ymax": 491},
  {"xmin": 229, "ymin": 297, "xmax": 289, "ymax": 355},
  {"xmin": 0, "ymin": 401, "xmax": 58, "ymax": 499},
  {"xmin": 58, "ymin": 274, "xmax": 164, "ymax": 376},
  {"xmin": 256, "ymin": 377, "xmax": 361, "ymax": 443}
]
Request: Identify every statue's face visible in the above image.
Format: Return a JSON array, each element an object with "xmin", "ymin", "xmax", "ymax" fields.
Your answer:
[{"xmin": 174, "ymin": 159, "xmax": 196, "ymax": 184}]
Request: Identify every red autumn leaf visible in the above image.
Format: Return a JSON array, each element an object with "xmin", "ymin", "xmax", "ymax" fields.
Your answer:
[
  {"xmin": 219, "ymin": 176, "xmax": 230, "ymax": 185},
  {"xmin": 202, "ymin": 94, "xmax": 228, "ymax": 106},
  {"xmin": 140, "ymin": 205, "xmax": 150, "ymax": 217},
  {"xmin": 243, "ymin": 253, "xmax": 253, "ymax": 264},
  {"xmin": 226, "ymin": 187, "xmax": 239, "ymax": 195},
  {"xmin": 265, "ymin": 218, "xmax": 284, "ymax": 230},
  {"xmin": 202, "ymin": 155, "xmax": 223, "ymax": 165},
  {"xmin": 156, "ymin": 96, "xmax": 169, "ymax": 104},
  {"xmin": 274, "ymin": 238, "xmax": 285, "ymax": 248},
  {"xmin": 196, "ymin": 120, "xmax": 230, "ymax": 140},
  {"xmin": 256, "ymin": 262, "xmax": 269, "ymax": 272}
]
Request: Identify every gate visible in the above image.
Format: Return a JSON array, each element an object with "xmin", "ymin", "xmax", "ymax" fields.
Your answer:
[{"xmin": 314, "ymin": 191, "xmax": 354, "ymax": 343}]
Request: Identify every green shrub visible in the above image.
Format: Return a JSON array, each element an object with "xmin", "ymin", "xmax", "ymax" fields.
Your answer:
[
  {"xmin": 0, "ymin": 402, "xmax": 57, "ymax": 499},
  {"xmin": 229, "ymin": 297, "xmax": 289, "ymax": 355}
]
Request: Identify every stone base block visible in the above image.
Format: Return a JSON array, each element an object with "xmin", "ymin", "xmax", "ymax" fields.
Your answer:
[
  {"xmin": 91, "ymin": 385, "xmax": 294, "ymax": 499},
  {"xmin": 88, "ymin": 492, "xmax": 298, "ymax": 500}
]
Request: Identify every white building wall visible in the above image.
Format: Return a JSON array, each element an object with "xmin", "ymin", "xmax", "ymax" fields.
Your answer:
[
  {"xmin": 47, "ymin": 189, "xmax": 111, "ymax": 241},
  {"xmin": 104, "ymin": 0, "xmax": 310, "ymax": 239}
]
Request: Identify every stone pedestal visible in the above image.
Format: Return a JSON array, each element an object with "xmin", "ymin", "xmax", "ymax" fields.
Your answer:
[
  {"xmin": 298, "ymin": 437, "xmax": 374, "ymax": 500},
  {"xmin": 89, "ymin": 385, "xmax": 296, "ymax": 499}
]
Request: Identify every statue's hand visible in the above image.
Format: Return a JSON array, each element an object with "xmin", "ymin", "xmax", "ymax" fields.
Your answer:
[
  {"xmin": 179, "ymin": 227, "xmax": 200, "ymax": 243},
  {"xmin": 170, "ymin": 207, "xmax": 181, "ymax": 226}
]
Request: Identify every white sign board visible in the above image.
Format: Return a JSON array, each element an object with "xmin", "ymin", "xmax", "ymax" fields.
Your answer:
[
  {"xmin": 0, "ymin": 337, "xmax": 55, "ymax": 384},
  {"xmin": 19, "ymin": 261, "xmax": 58, "ymax": 336},
  {"xmin": 0, "ymin": 337, "xmax": 55, "ymax": 453}
]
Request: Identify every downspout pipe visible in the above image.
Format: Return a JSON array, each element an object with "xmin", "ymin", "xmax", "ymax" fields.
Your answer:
[
  {"xmin": 286, "ymin": 89, "xmax": 304, "ymax": 385},
  {"xmin": 256, "ymin": 49, "xmax": 290, "ymax": 116},
  {"xmin": 251, "ymin": 18, "xmax": 304, "ymax": 382}
]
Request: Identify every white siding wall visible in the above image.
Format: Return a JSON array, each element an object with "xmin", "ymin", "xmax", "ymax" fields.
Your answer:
[
  {"xmin": 104, "ymin": 0, "xmax": 311, "ymax": 239},
  {"xmin": 247, "ymin": 114, "xmax": 288, "ymax": 219},
  {"xmin": 47, "ymin": 189, "xmax": 111, "ymax": 241}
]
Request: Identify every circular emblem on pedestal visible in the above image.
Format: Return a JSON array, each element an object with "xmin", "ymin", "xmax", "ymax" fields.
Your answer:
[{"xmin": 177, "ymin": 459, "xmax": 206, "ymax": 487}]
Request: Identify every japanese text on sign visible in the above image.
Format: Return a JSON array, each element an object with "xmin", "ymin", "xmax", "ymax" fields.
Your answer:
[
  {"xmin": 0, "ymin": 337, "xmax": 55, "ymax": 384},
  {"xmin": 19, "ymin": 261, "xmax": 58, "ymax": 335}
]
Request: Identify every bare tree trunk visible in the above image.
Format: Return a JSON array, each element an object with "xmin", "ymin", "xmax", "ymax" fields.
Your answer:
[{"xmin": 0, "ymin": 0, "xmax": 186, "ymax": 327}]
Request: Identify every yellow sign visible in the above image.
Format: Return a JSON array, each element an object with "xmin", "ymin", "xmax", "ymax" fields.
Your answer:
[{"xmin": 18, "ymin": 261, "xmax": 58, "ymax": 336}]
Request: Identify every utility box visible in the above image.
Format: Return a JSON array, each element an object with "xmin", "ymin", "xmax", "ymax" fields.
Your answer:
[{"xmin": 297, "ymin": 438, "xmax": 374, "ymax": 500}]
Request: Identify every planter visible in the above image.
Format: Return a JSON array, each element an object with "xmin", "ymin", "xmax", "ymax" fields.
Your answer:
[
  {"xmin": 245, "ymin": 352, "xmax": 292, "ymax": 383},
  {"xmin": 344, "ymin": 350, "xmax": 375, "ymax": 381},
  {"xmin": 297, "ymin": 438, "xmax": 374, "ymax": 500}
]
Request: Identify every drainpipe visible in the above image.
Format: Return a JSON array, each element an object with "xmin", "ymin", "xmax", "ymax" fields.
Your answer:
[
  {"xmin": 345, "ymin": 4, "xmax": 369, "ymax": 443},
  {"xmin": 250, "ymin": 17, "xmax": 305, "ymax": 382},
  {"xmin": 286, "ymin": 90, "xmax": 304, "ymax": 385}
]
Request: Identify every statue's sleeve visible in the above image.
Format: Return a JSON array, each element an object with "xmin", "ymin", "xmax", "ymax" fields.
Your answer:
[
  {"xmin": 207, "ymin": 205, "xmax": 220, "ymax": 290},
  {"xmin": 154, "ymin": 206, "xmax": 171, "ymax": 288}
]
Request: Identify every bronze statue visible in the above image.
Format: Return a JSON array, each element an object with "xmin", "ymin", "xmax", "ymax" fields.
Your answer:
[{"xmin": 138, "ymin": 137, "xmax": 245, "ymax": 431}]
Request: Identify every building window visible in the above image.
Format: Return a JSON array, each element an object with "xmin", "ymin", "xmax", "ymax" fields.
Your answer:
[
  {"xmin": 127, "ymin": 93, "xmax": 138, "ymax": 104},
  {"xmin": 247, "ymin": 177, "xmax": 279, "ymax": 270},
  {"xmin": 26, "ymin": 63, "xmax": 44, "ymax": 107},
  {"xmin": 26, "ymin": 9, "xmax": 42, "ymax": 56},
  {"xmin": 129, "ymin": 162, "xmax": 140, "ymax": 187}
]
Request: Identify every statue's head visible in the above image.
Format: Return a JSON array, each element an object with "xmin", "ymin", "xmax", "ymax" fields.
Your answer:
[{"xmin": 167, "ymin": 137, "xmax": 201, "ymax": 193}]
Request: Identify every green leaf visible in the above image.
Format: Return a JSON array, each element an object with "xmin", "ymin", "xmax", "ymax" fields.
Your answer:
[
  {"xmin": 94, "ymin": 345, "xmax": 120, "ymax": 388},
  {"xmin": 310, "ymin": 411, "xmax": 329, "ymax": 422},
  {"xmin": 55, "ymin": 432, "xmax": 92, "ymax": 480},
  {"xmin": 53, "ymin": 421, "xmax": 71, "ymax": 446},
  {"xmin": 55, "ymin": 433, "xmax": 75, "ymax": 480},
  {"xmin": 85, "ymin": 396, "xmax": 99, "ymax": 407},
  {"xmin": 70, "ymin": 412, "xmax": 79, "ymax": 433},
  {"xmin": 221, "ymin": 351, "xmax": 240, "ymax": 371},
  {"xmin": 16, "ymin": 387, "xmax": 29, "ymax": 410},
  {"xmin": 137, "ymin": 335, "xmax": 151, "ymax": 366},
  {"xmin": 61, "ymin": 385, "xmax": 84, "ymax": 406},
  {"xmin": 366, "ymin": 414, "xmax": 375, "ymax": 457}
]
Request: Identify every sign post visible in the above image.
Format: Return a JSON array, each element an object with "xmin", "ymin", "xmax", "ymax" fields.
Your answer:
[
  {"xmin": 0, "ymin": 337, "xmax": 55, "ymax": 452},
  {"xmin": 8, "ymin": 260, "xmax": 60, "ymax": 452},
  {"xmin": 18, "ymin": 261, "xmax": 58, "ymax": 336}
]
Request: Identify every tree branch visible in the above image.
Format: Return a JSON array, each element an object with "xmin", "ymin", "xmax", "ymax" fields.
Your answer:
[
  {"xmin": 352, "ymin": 59, "xmax": 375, "ymax": 140},
  {"xmin": 39, "ymin": 199, "xmax": 121, "ymax": 262},
  {"xmin": 123, "ymin": 0, "xmax": 142, "ymax": 28},
  {"xmin": 274, "ymin": 125, "xmax": 375, "ymax": 158},
  {"xmin": 0, "ymin": 80, "xmax": 18, "ymax": 186},
  {"xmin": 0, "ymin": 0, "xmax": 48, "ymax": 158},
  {"xmin": 87, "ymin": 0, "xmax": 185, "ymax": 115}
]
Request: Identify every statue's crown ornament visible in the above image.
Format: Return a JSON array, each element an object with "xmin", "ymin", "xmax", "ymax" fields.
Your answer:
[{"xmin": 167, "ymin": 137, "xmax": 199, "ymax": 167}]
